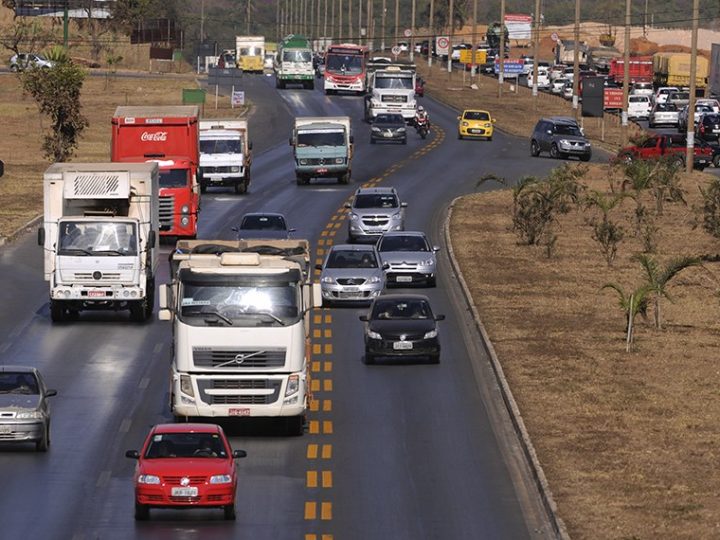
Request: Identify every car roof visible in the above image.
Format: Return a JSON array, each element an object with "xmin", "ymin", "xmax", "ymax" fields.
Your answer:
[
  {"xmin": 462, "ymin": 109, "xmax": 491, "ymax": 114},
  {"xmin": 330, "ymin": 244, "xmax": 376, "ymax": 252},
  {"xmin": 372, "ymin": 293, "xmax": 432, "ymax": 302},
  {"xmin": 151, "ymin": 423, "xmax": 222, "ymax": 434},
  {"xmin": 546, "ymin": 116, "xmax": 579, "ymax": 125},
  {"xmin": 354, "ymin": 186, "xmax": 397, "ymax": 195},
  {"xmin": 241, "ymin": 212, "xmax": 286, "ymax": 219},
  {"xmin": 380, "ymin": 230, "xmax": 427, "ymax": 238},
  {"xmin": 0, "ymin": 365, "xmax": 38, "ymax": 374}
]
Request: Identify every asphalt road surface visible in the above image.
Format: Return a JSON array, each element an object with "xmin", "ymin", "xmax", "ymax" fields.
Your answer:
[{"xmin": 0, "ymin": 72, "xmax": 600, "ymax": 539}]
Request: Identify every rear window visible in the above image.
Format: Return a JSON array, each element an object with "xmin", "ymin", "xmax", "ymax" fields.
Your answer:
[
  {"xmin": 629, "ymin": 96, "xmax": 649, "ymax": 103},
  {"xmin": 0, "ymin": 372, "xmax": 39, "ymax": 394}
]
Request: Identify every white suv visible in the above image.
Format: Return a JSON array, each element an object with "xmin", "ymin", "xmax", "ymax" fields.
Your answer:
[{"xmin": 9, "ymin": 53, "xmax": 54, "ymax": 71}]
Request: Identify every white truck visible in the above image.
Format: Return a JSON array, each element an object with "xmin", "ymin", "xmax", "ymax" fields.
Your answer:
[
  {"xmin": 364, "ymin": 64, "xmax": 418, "ymax": 122},
  {"xmin": 291, "ymin": 116, "xmax": 353, "ymax": 185},
  {"xmin": 198, "ymin": 119, "xmax": 252, "ymax": 194},
  {"xmin": 159, "ymin": 239, "xmax": 321, "ymax": 435},
  {"xmin": 275, "ymin": 35, "xmax": 315, "ymax": 90},
  {"xmin": 236, "ymin": 36, "xmax": 265, "ymax": 73},
  {"xmin": 38, "ymin": 162, "xmax": 159, "ymax": 323}
]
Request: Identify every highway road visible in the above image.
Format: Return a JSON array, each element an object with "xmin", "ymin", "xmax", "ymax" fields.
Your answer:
[{"xmin": 0, "ymin": 72, "xmax": 604, "ymax": 539}]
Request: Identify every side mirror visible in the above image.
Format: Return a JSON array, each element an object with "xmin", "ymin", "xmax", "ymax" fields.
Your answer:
[
  {"xmin": 232, "ymin": 449, "xmax": 247, "ymax": 459},
  {"xmin": 492, "ymin": 118, "xmax": 497, "ymax": 123},
  {"xmin": 315, "ymin": 263, "xmax": 323, "ymax": 270},
  {"xmin": 147, "ymin": 230, "xmax": 156, "ymax": 248},
  {"xmin": 288, "ymin": 227, "xmax": 297, "ymax": 233},
  {"xmin": 400, "ymin": 202, "xmax": 408, "ymax": 208},
  {"xmin": 45, "ymin": 389, "xmax": 57, "ymax": 398},
  {"xmin": 125, "ymin": 450, "xmax": 140, "ymax": 459},
  {"xmin": 359, "ymin": 315, "xmax": 369, "ymax": 322},
  {"xmin": 433, "ymin": 245, "xmax": 440, "ymax": 252},
  {"xmin": 435, "ymin": 314, "xmax": 446, "ymax": 321},
  {"xmin": 231, "ymin": 226, "xmax": 239, "ymax": 232},
  {"xmin": 382, "ymin": 262, "xmax": 390, "ymax": 270},
  {"xmin": 456, "ymin": 116, "xmax": 461, "ymax": 120},
  {"xmin": 37, "ymin": 227, "xmax": 45, "ymax": 246}
]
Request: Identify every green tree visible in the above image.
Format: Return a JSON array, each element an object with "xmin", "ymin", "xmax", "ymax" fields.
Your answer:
[
  {"xmin": 21, "ymin": 59, "xmax": 88, "ymax": 163},
  {"xmin": 698, "ymin": 176, "xmax": 720, "ymax": 239},
  {"xmin": 584, "ymin": 190, "xmax": 627, "ymax": 265},
  {"xmin": 635, "ymin": 254, "xmax": 702, "ymax": 330}
]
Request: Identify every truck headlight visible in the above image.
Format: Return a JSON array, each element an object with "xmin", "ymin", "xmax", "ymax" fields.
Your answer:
[
  {"xmin": 423, "ymin": 329, "xmax": 438, "ymax": 339},
  {"xmin": 299, "ymin": 159, "xmax": 308, "ymax": 165},
  {"xmin": 334, "ymin": 158, "xmax": 344, "ymax": 164},
  {"xmin": 138, "ymin": 475, "xmax": 161, "ymax": 484},
  {"xmin": 210, "ymin": 475, "xmax": 232, "ymax": 484},
  {"xmin": 231, "ymin": 166, "xmax": 240, "ymax": 172},
  {"xmin": 181, "ymin": 205, "xmax": 190, "ymax": 214},
  {"xmin": 180, "ymin": 374, "xmax": 194, "ymax": 397},
  {"xmin": 285, "ymin": 374, "xmax": 300, "ymax": 397},
  {"xmin": 367, "ymin": 330, "xmax": 382, "ymax": 340}
]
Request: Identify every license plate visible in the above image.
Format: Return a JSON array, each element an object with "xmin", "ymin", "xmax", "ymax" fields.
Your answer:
[
  {"xmin": 393, "ymin": 341, "xmax": 413, "ymax": 350},
  {"xmin": 384, "ymin": 132, "xmax": 393, "ymax": 137},
  {"xmin": 87, "ymin": 290, "xmax": 105, "ymax": 297},
  {"xmin": 316, "ymin": 168, "xmax": 328, "ymax": 174},
  {"xmin": 698, "ymin": 159, "xmax": 708, "ymax": 164},
  {"xmin": 229, "ymin": 408, "xmax": 251, "ymax": 416},
  {"xmin": 0, "ymin": 425, "xmax": 11, "ymax": 434},
  {"xmin": 171, "ymin": 487, "xmax": 198, "ymax": 497},
  {"xmin": 343, "ymin": 286, "xmax": 359, "ymax": 292},
  {"xmin": 396, "ymin": 276, "xmax": 413, "ymax": 282}
]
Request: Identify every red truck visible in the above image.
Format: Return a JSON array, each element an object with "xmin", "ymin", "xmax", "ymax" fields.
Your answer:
[
  {"xmin": 614, "ymin": 134, "xmax": 713, "ymax": 170},
  {"xmin": 112, "ymin": 105, "xmax": 200, "ymax": 238},
  {"xmin": 609, "ymin": 56, "xmax": 653, "ymax": 84}
]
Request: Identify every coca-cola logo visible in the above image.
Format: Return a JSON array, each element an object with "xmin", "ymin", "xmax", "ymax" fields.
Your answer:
[{"xmin": 141, "ymin": 131, "xmax": 168, "ymax": 142}]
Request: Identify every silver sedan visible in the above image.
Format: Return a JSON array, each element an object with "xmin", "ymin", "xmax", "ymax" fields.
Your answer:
[
  {"xmin": 316, "ymin": 244, "xmax": 386, "ymax": 304},
  {"xmin": 376, "ymin": 231, "xmax": 439, "ymax": 287}
]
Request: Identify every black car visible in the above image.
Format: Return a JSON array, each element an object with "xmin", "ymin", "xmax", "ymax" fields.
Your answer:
[
  {"xmin": 359, "ymin": 294, "xmax": 444, "ymax": 364},
  {"xmin": 696, "ymin": 113, "xmax": 720, "ymax": 142},
  {"xmin": 370, "ymin": 114, "xmax": 407, "ymax": 145},
  {"xmin": 232, "ymin": 212, "xmax": 294, "ymax": 240}
]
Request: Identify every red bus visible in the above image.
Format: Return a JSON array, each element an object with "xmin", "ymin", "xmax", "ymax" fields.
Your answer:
[{"xmin": 324, "ymin": 43, "xmax": 369, "ymax": 95}]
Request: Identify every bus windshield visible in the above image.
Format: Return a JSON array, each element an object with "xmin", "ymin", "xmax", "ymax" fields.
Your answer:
[{"xmin": 326, "ymin": 54, "xmax": 363, "ymax": 75}]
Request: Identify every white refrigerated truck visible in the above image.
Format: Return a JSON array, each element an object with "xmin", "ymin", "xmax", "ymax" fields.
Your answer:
[
  {"xmin": 198, "ymin": 119, "xmax": 252, "ymax": 194},
  {"xmin": 159, "ymin": 239, "xmax": 321, "ymax": 435},
  {"xmin": 38, "ymin": 162, "xmax": 159, "ymax": 322}
]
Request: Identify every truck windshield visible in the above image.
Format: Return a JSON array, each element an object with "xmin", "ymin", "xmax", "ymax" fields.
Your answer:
[
  {"xmin": 283, "ymin": 50, "xmax": 312, "ymax": 62},
  {"xmin": 159, "ymin": 169, "xmax": 189, "ymax": 188},
  {"xmin": 326, "ymin": 54, "xmax": 363, "ymax": 75},
  {"xmin": 374, "ymin": 77, "xmax": 413, "ymax": 89},
  {"xmin": 200, "ymin": 139, "xmax": 243, "ymax": 154},
  {"xmin": 240, "ymin": 47, "xmax": 262, "ymax": 56},
  {"xmin": 180, "ymin": 283, "xmax": 300, "ymax": 326},
  {"xmin": 297, "ymin": 130, "xmax": 345, "ymax": 147},
  {"xmin": 58, "ymin": 221, "xmax": 138, "ymax": 256}
]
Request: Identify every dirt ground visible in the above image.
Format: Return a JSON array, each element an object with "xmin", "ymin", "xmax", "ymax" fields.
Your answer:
[{"xmin": 426, "ymin": 66, "xmax": 720, "ymax": 537}]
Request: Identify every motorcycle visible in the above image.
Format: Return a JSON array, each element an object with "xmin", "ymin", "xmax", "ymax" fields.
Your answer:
[{"xmin": 414, "ymin": 115, "xmax": 429, "ymax": 139}]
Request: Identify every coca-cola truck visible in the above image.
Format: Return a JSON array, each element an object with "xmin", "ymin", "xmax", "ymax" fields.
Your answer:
[{"xmin": 111, "ymin": 105, "xmax": 200, "ymax": 239}]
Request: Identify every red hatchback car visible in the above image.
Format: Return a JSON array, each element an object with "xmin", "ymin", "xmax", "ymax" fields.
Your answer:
[{"xmin": 125, "ymin": 423, "xmax": 247, "ymax": 521}]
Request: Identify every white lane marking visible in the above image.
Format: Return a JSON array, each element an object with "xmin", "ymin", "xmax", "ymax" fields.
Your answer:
[
  {"xmin": 96, "ymin": 470, "xmax": 111, "ymax": 488},
  {"xmin": 153, "ymin": 343, "xmax": 163, "ymax": 354},
  {"xmin": 0, "ymin": 341, "xmax": 10, "ymax": 354},
  {"xmin": 119, "ymin": 418, "xmax": 132, "ymax": 433},
  {"xmin": 138, "ymin": 377, "xmax": 150, "ymax": 390}
]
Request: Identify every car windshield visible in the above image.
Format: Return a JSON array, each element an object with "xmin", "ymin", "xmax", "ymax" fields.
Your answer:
[
  {"xmin": 326, "ymin": 54, "xmax": 363, "ymax": 75},
  {"xmin": 0, "ymin": 372, "xmax": 39, "ymax": 394},
  {"xmin": 200, "ymin": 138, "xmax": 242, "ymax": 154},
  {"xmin": 326, "ymin": 250, "xmax": 378, "ymax": 268},
  {"xmin": 374, "ymin": 114, "xmax": 404, "ymax": 124},
  {"xmin": 372, "ymin": 299, "xmax": 432, "ymax": 320},
  {"xmin": 703, "ymin": 114, "xmax": 720, "ymax": 123},
  {"xmin": 629, "ymin": 96, "xmax": 648, "ymax": 103},
  {"xmin": 180, "ymin": 282, "xmax": 300, "ymax": 326},
  {"xmin": 283, "ymin": 50, "xmax": 312, "ymax": 62},
  {"xmin": 297, "ymin": 130, "xmax": 345, "ymax": 147},
  {"xmin": 144, "ymin": 432, "xmax": 227, "ymax": 459},
  {"xmin": 554, "ymin": 124, "xmax": 582, "ymax": 136},
  {"xmin": 378, "ymin": 235, "xmax": 429, "ymax": 252},
  {"xmin": 58, "ymin": 221, "xmax": 138, "ymax": 256},
  {"xmin": 240, "ymin": 215, "xmax": 286, "ymax": 231},
  {"xmin": 353, "ymin": 193, "xmax": 399, "ymax": 209},
  {"xmin": 463, "ymin": 111, "xmax": 490, "ymax": 121},
  {"xmin": 159, "ymin": 169, "xmax": 189, "ymax": 188},
  {"xmin": 670, "ymin": 92, "xmax": 689, "ymax": 100},
  {"xmin": 374, "ymin": 77, "xmax": 414, "ymax": 89}
]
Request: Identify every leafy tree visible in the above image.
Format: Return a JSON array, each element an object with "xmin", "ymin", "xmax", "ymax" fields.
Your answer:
[
  {"xmin": 0, "ymin": 16, "xmax": 54, "ymax": 58},
  {"xmin": 20, "ymin": 59, "xmax": 88, "ymax": 163},
  {"xmin": 698, "ymin": 176, "xmax": 720, "ymax": 239},
  {"xmin": 635, "ymin": 254, "xmax": 702, "ymax": 330}
]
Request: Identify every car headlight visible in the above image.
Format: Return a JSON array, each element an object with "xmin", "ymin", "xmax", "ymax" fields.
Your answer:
[
  {"xmin": 422, "ymin": 258, "xmax": 435, "ymax": 266},
  {"xmin": 462, "ymin": 121, "xmax": 469, "ymax": 126},
  {"xmin": 210, "ymin": 475, "xmax": 232, "ymax": 484},
  {"xmin": 559, "ymin": 139, "xmax": 570, "ymax": 145},
  {"xmin": 334, "ymin": 158, "xmax": 344, "ymax": 164},
  {"xmin": 397, "ymin": 128, "xmax": 406, "ymax": 133},
  {"xmin": 180, "ymin": 374, "xmax": 194, "ymax": 397},
  {"xmin": 285, "ymin": 374, "xmax": 299, "ymax": 397},
  {"xmin": 181, "ymin": 205, "xmax": 190, "ymax": 214},
  {"xmin": 423, "ymin": 329, "xmax": 438, "ymax": 339},
  {"xmin": 484, "ymin": 123, "xmax": 492, "ymax": 128},
  {"xmin": 367, "ymin": 330, "xmax": 382, "ymax": 340},
  {"xmin": 368, "ymin": 275, "xmax": 382, "ymax": 283},
  {"xmin": 390, "ymin": 212, "xmax": 402, "ymax": 220},
  {"xmin": 371, "ymin": 127, "xmax": 381, "ymax": 132},
  {"xmin": 230, "ymin": 166, "xmax": 240, "ymax": 172},
  {"xmin": 299, "ymin": 159, "xmax": 308, "ymax": 165},
  {"xmin": 320, "ymin": 276, "xmax": 335, "ymax": 284},
  {"xmin": 138, "ymin": 475, "xmax": 161, "ymax": 485},
  {"xmin": 350, "ymin": 213, "xmax": 359, "ymax": 221},
  {"xmin": 16, "ymin": 411, "xmax": 43, "ymax": 419}
]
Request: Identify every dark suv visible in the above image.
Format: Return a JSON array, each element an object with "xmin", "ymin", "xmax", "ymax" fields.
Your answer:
[
  {"xmin": 696, "ymin": 113, "xmax": 720, "ymax": 142},
  {"xmin": 530, "ymin": 117, "xmax": 592, "ymax": 161}
]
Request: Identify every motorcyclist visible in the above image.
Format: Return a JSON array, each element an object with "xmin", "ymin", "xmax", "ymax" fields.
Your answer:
[{"xmin": 414, "ymin": 106, "xmax": 429, "ymax": 127}]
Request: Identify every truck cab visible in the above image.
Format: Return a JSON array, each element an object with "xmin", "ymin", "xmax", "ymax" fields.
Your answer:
[
  {"xmin": 365, "ymin": 65, "xmax": 417, "ymax": 122},
  {"xmin": 198, "ymin": 120, "xmax": 252, "ymax": 195},
  {"xmin": 290, "ymin": 116, "xmax": 353, "ymax": 185}
]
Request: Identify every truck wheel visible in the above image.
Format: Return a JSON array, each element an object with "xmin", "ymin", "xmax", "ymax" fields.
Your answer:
[
  {"xmin": 284, "ymin": 415, "xmax": 304, "ymax": 436},
  {"xmin": 129, "ymin": 301, "xmax": 146, "ymax": 322},
  {"xmin": 713, "ymin": 154, "xmax": 720, "ymax": 168},
  {"xmin": 234, "ymin": 181, "xmax": 247, "ymax": 194},
  {"xmin": 50, "ymin": 301, "xmax": 66, "ymax": 323},
  {"xmin": 338, "ymin": 173, "xmax": 349, "ymax": 184},
  {"xmin": 429, "ymin": 353, "xmax": 440, "ymax": 364},
  {"xmin": 307, "ymin": 80, "xmax": 315, "ymax": 90}
]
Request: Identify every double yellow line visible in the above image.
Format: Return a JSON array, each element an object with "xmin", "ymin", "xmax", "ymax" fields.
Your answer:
[{"xmin": 303, "ymin": 124, "xmax": 446, "ymax": 539}]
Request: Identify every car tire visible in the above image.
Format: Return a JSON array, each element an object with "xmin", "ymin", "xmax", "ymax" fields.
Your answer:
[
  {"xmin": 36, "ymin": 426, "xmax": 49, "ymax": 452},
  {"xmin": 487, "ymin": 135, "xmax": 493, "ymax": 141},
  {"xmin": 363, "ymin": 352, "xmax": 375, "ymax": 365},
  {"xmin": 713, "ymin": 154, "xmax": 720, "ymax": 168},
  {"xmin": 530, "ymin": 140, "xmax": 540, "ymax": 157},
  {"xmin": 129, "ymin": 300, "xmax": 147, "ymax": 323},
  {"xmin": 672, "ymin": 157, "xmax": 685, "ymax": 168},
  {"xmin": 429, "ymin": 353, "xmax": 440, "ymax": 364},
  {"xmin": 427, "ymin": 276, "xmax": 437, "ymax": 287},
  {"xmin": 580, "ymin": 154, "xmax": 591, "ymax": 162},
  {"xmin": 223, "ymin": 503, "xmax": 237, "ymax": 520},
  {"xmin": 234, "ymin": 180, "xmax": 248, "ymax": 194},
  {"xmin": 550, "ymin": 143, "xmax": 560, "ymax": 159},
  {"xmin": 135, "ymin": 502, "xmax": 150, "ymax": 521},
  {"xmin": 370, "ymin": 138, "xmax": 376, "ymax": 144},
  {"xmin": 458, "ymin": 133, "xmax": 463, "ymax": 140},
  {"xmin": 307, "ymin": 80, "xmax": 315, "ymax": 90}
]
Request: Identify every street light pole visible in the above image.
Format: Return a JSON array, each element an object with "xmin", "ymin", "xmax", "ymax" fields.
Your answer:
[
  {"xmin": 572, "ymin": 0, "xmax": 580, "ymax": 119},
  {"xmin": 498, "ymin": 0, "xmax": 506, "ymax": 97},
  {"xmin": 428, "ymin": 0, "xmax": 434, "ymax": 67},
  {"xmin": 381, "ymin": 0, "xmax": 386, "ymax": 50},
  {"xmin": 410, "ymin": 0, "xmax": 416, "ymax": 61},
  {"xmin": 686, "ymin": 0, "xmax": 699, "ymax": 173},
  {"xmin": 447, "ymin": 0, "xmax": 454, "ymax": 75},
  {"xmin": 532, "ymin": 0, "xmax": 541, "ymax": 106},
  {"xmin": 621, "ymin": 0, "xmax": 631, "ymax": 146}
]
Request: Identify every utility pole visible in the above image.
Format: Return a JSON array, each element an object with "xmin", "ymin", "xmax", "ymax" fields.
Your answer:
[
  {"xmin": 621, "ymin": 0, "xmax": 631, "ymax": 145},
  {"xmin": 498, "ymin": 0, "xmax": 505, "ymax": 96},
  {"xmin": 367, "ymin": 0, "xmax": 373, "ymax": 49},
  {"xmin": 532, "ymin": 0, "xmax": 541, "ymax": 107},
  {"xmin": 247, "ymin": 0, "xmax": 251, "ymax": 34},
  {"xmin": 317, "ymin": 0, "xmax": 321, "ymax": 41},
  {"xmin": 338, "ymin": 0, "xmax": 343, "ymax": 41},
  {"xmin": 358, "ymin": 0, "xmax": 362, "ymax": 45},
  {"xmin": 572, "ymin": 0, "xmax": 580, "ymax": 119},
  {"xmin": 470, "ymin": 0, "xmax": 477, "ymax": 80},
  {"xmin": 410, "ymin": 0, "xmax": 416, "ymax": 61},
  {"xmin": 428, "ymin": 0, "xmax": 434, "ymax": 67},
  {"xmin": 381, "ymin": 0, "xmax": 386, "ymax": 50},
  {"xmin": 331, "ymin": 0, "xmax": 336, "ymax": 40},
  {"xmin": 323, "ymin": 0, "xmax": 328, "ymax": 39},
  {"xmin": 394, "ymin": 0, "xmax": 399, "ymax": 50},
  {"xmin": 643, "ymin": 0, "xmax": 649, "ymax": 37},
  {"xmin": 303, "ymin": 0, "xmax": 307, "ymax": 36},
  {"xmin": 348, "ymin": 0, "xmax": 353, "ymax": 41},
  {"xmin": 686, "ymin": 0, "xmax": 699, "ymax": 173},
  {"xmin": 447, "ymin": 0, "xmax": 454, "ymax": 76},
  {"xmin": 276, "ymin": 0, "xmax": 280, "ymax": 42},
  {"xmin": 200, "ymin": 0, "xmax": 205, "ymax": 44}
]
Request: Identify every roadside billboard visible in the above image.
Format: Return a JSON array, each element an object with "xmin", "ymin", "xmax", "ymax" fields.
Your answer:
[
  {"xmin": 504, "ymin": 14, "xmax": 532, "ymax": 40},
  {"xmin": 603, "ymin": 88, "xmax": 624, "ymax": 110}
]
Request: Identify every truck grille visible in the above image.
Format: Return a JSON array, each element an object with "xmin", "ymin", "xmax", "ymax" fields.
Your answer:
[
  {"xmin": 159, "ymin": 196, "xmax": 175, "ymax": 228},
  {"xmin": 72, "ymin": 272, "xmax": 122, "ymax": 281},
  {"xmin": 196, "ymin": 379, "xmax": 282, "ymax": 405},
  {"xmin": 381, "ymin": 95, "xmax": 408, "ymax": 103},
  {"xmin": 201, "ymin": 166, "xmax": 234, "ymax": 174},
  {"xmin": 361, "ymin": 215, "xmax": 390, "ymax": 227},
  {"xmin": 193, "ymin": 348, "xmax": 286, "ymax": 368}
]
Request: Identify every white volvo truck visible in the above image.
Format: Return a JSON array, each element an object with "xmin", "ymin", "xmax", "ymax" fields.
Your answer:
[
  {"xmin": 160, "ymin": 239, "xmax": 321, "ymax": 435},
  {"xmin": 38, "ymin": 162, "xmax": 159, "ymax": 322},
  {"xmin": 364, "ymin": 64, "xmax": 418, "ymax": 122}
]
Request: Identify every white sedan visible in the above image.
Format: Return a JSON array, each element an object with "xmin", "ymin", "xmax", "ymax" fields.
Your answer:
[{"xmin": 628, "ymin": 95, "xmax": 652, "ymax": 120}]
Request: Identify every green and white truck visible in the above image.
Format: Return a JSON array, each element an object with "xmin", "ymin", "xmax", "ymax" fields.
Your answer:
[{"xmin": 274, "ymin": 35, "xmax": 315, "ymax": 89}]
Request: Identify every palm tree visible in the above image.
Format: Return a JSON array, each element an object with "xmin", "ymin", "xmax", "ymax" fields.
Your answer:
[
  {"xmin": 602, "ymin": 283, "xmax": 650, "ymax": 350},
  {"xmin": 584, "ymin": 189, "xmax": 627, "ymax": 265},
  {"xmin": 635, "ymin": 254, "xmax": 702, "ymax": 330}
]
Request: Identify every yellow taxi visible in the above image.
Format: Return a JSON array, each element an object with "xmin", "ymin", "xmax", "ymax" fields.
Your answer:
[{"xmin": 457, "ymin": 109, "xmax": 496, "ymax": 141}]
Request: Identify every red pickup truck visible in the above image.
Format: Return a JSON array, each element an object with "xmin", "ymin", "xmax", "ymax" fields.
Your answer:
[{"xmin": 614, "ymin": 134, "xmax": 713, "ymax": 170}]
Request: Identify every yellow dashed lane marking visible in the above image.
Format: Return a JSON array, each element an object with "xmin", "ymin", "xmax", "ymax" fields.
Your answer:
[
  {"xmin": 322, "ymin": 444, "xmax": 332, "ymax": 459},
  {"xmin": 323, "ymin": 420, "xmax": 333, "ymax": 434},
  {"xmin": 323, "ymin": 379, "xmax": 333, "ymax": 392},
  {"xmin": 323, "ymin": 329, "xmax": 332, "ymax": 338},
  {"xmin": 323, "ymin": 399, "xmax": 332, "ymax": 412},
  {"xmin": 310, "ymin": 379, "xmax": 320, "ymax": 393},
  {"xmin": 323, "ymin": 344, "xmax": 333, "ymax": 354},
  {"xmin": 313, "ymin": 344, "xmax": 321, "ymax": 355},
  {"xmin": 309, "ymin": 420, "xmax": 320, "ymax": 434},
  {"xmin": 322, "ymin": 470, "xmax": 333, "ymax": 488},
  {"xmin": 324, "ymin": 314, "xmax": 332, "ymax": 323},
  {"xmin": 307, "ymin": 444, "xmax": 318, "ymax": 459},
  {"xmin": 313, "ymin": 329, "xmax": 321, "ymax": 339},
  {"xmin": 305, "ymin": 501, "xmax": 317, "ymax": 519},
  {"xmin": 310, "ymin": 400, "xmax": 319, "ymax": 412},
  {"xmin": 321, "ymin": 502, "xmax": 332, "ymax": 520},
  {"xmin": 307, "ymin": 470, "xmax": 318, "ymax": 488},
  {"xmin": 324, "ymin": 361, "xmax": 332, "ymax": 372}
]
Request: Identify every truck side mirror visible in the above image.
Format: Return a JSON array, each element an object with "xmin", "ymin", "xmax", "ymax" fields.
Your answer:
[
  {"xmin": 349, "ymin": 135, "xmax": 354, "ymax": 144},
  {"xmin": 147, "ymin": 230, "xmax": 156, "ymax": 248},
  {"xmin": 37, "ymin": 227, "xmax": 45, "ymax": 246}
]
